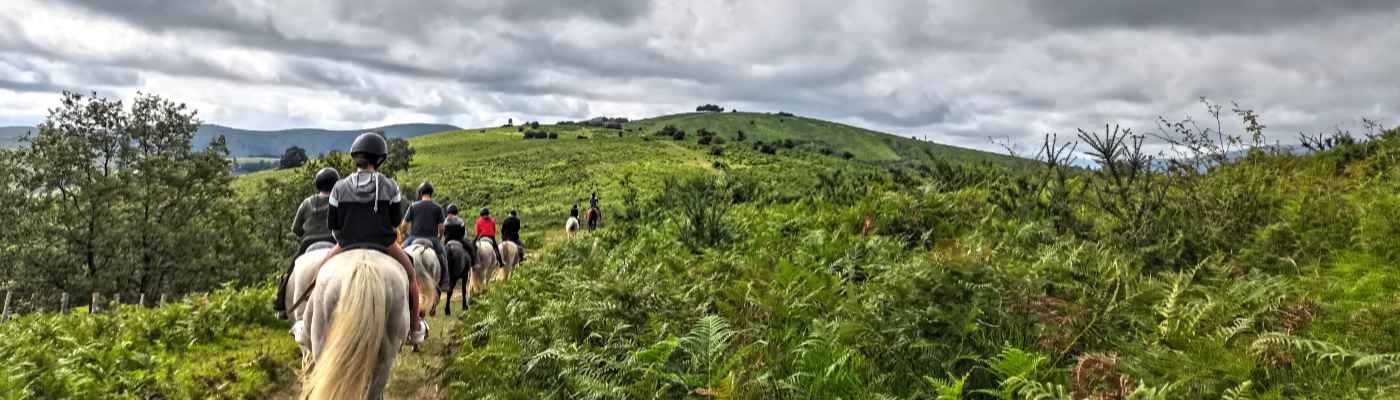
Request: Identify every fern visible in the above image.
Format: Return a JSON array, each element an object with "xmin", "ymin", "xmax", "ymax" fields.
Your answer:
[
  {"xmin": 1251, "ymin": 333, "xmax": 1400, "ymax": 377},
  {"xmin": 1222, "ymin": 380, "xmax": 1254, "ymax": 400},
  {"xmin": 1003, "ymin": 376, "xmax": 1069, "ymax": 400},
  {"xmin": 923, "ymin": 373, "xmax": 967, "ymax": 400}
]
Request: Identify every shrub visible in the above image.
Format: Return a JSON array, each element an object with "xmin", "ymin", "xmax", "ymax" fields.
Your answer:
[
  {"xmin": 696, "ymin": 104, "xmax": 724, "ymax": 112},
  {"xmin": 657, "ymin": 175, "xmax": 733, "ymax": 252},
  {"xmin": 698, "ymin": 136, "xmax": 713, "ymax": 145},
  {"xmin": 548, "ymin": 132, "xmax": 559, "ymax": 139},
  {"xmin": 709, "ymin": 146, "xmax": 725, "ymax": 156},
  {"xmin": 577, "ymin": 135, "xmax": 589, "ymax": 140}
]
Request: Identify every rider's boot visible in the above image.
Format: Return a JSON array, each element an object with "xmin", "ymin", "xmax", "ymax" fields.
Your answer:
[{"xmin": 273, "ymin": 258, "xmax": 296, "ymax": 320}]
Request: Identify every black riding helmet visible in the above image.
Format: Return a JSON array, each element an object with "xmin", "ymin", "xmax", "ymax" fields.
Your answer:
[
  {"xmin": 313, "ymin": 167, "xmax": 339, "ymax": 192},
  {"xmin": 446, "ymin": 204, "xmax": 459, "ymax": 215},
  {"xmin": 480, "ymin": 207, "xmax": 490, "ymax": 217},
  {"xmin": 350, "ymin": 132, "xmax": 388, "ymax": 166},
  {"xmin": 417, "ymin": 181, "xmax": 434, "ymax": 197}
]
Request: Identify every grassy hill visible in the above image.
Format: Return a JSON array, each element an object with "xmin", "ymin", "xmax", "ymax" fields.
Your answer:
[
  {"xmin": 9, "ymin": 105, "xmax": 1400, "ymax": 398},
  {"xmin": 629, "ymin": 111, "xmax": 1025, "ymax": 166},
  {"xmin": 238, "ymin": 111, "xmax": 1019, "ymax": 244}
]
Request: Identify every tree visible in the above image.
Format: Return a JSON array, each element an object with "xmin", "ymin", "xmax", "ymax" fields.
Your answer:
[
  {"xmin": 16, "ymin": 92, "xmax": 241, "ymax": 296},
  {"xmin": 24, "ymin": 92, "xmax": 129, "ymax": 289},
  {"xmin": 383, "ymin": 136, "xmax": 415, "ymax": 176},
  {"xmin": 696, "ymin": 104, "xmax": 724, "ymax": 112},
  {"xmin": 279, "ymin": 146, "xmax": 309, "ymax": 169}
]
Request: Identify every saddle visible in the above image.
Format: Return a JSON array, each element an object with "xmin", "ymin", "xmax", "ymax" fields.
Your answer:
[
  {"xmin": 306, "ymin": 241, "xmax": 335, "ymax": 253},
  {"xmin": 289, "ymin": 242, "xmax": 402, "ymax": 313}
]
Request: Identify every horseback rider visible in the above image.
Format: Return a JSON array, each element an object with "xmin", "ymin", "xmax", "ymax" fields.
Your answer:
[
  {"xmin": 401, "ymin": 181, "xmax": 450, "ymax": 289},
  {"xmin": 502, "ymin": 210, "xmax": 524, "ymax": 261},
  {"xmin": 570, "ymin": 203, "xmax": 580, "ymax": 219},
  {"xmin": 475, "ymin": 207, "xmax": 505, "ymax": 265},
  {"xmin": 314, "ymin": 132, "xmax": 426, "ymax": 345},
  {"xmin": 273, "ymin": 167, "xmax": 339, "ymax": 319},
  {"xmin": 590, "ymin": 192, "xmax": 599, "ymax": 210},
  {"xmin": 444, "ymin": 204, "xmax": 468, "ymax": 245}
]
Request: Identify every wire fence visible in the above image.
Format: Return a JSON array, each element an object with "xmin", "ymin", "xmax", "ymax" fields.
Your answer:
[{"xmin": 0, "ymin": 289, "xmax": 196, "ymax": 323}]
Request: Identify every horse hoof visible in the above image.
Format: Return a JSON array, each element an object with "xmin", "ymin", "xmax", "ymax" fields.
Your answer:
[
  {"xmin": 429, "ymin": 310, "xmax": 436, "ymax": 317},
  {"xmin": 413, "ymin": 344, "xmax": 421, "ymax": 353}
]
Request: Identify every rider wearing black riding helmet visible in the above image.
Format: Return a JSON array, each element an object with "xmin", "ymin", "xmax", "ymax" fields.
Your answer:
[
  {"xmin": 273, "ymin": 167, "xmax": 339, "ymax": 319},
  {"xmin": 502, "ymin": 209, "xmax": 524, "ymax": 261},
  {"xmin": 315, "ymin": 132, "xmax": 427, "ymax": 345},
  {"xmin": 443, "ymin": 204, "xmax": 468, "ymax": 244},
  {"xmin": 401, "ymin": 181, "xmax": 449, "ymax": 288}
]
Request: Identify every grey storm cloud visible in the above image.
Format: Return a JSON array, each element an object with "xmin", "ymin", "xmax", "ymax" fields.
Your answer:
[{"xmin": 0, "ymin": 0, "xmax": 1396, "ymax": 151}]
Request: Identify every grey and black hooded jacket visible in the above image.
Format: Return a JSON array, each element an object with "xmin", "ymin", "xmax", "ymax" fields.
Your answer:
[{"xmin": 328, "ymin": 170, "xmax": 403, "ymax": 247}]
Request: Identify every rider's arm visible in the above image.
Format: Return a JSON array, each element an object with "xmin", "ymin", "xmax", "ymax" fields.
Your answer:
[
  {"xmin": 291, "ymin": 198, "xmax": 308, "ymax": 238},
  {"xmin": 400, "ymin": 203, "xmax": 414, "ymax": 237}
]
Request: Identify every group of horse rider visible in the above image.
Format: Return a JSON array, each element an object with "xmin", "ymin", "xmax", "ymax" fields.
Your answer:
[{"xmin": 272, "ymin": 132, "xmax": 560, "ymax": 346}]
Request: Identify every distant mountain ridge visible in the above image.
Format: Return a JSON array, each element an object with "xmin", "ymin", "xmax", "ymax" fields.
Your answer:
[
  {"xmin": 0, "ymin": 123, "xmax": 461, "ymax": 157},
  {"xmin": 194, "ymin": 123, "xmax": 461, "ymax": 157}
]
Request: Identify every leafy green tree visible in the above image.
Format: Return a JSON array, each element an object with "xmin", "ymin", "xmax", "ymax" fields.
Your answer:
[
  {"xmin": 383, "ymin": 137, "xmax": 415, "ymax": 176},
  {"xmin": 278, "ymin": 146, "xmax": 308, "ymax": 169},
  {"xmin": 23, "ymin": 92, "xmax": 129, "ymax": 290}
]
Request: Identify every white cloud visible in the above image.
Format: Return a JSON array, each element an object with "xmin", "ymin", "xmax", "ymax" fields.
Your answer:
[{"xmin": 0, "ymin": 0, "xmax": 1394, "ymax": 153}]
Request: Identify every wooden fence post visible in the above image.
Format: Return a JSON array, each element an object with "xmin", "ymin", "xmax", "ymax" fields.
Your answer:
[
  {"xmin": 138, "ymin": 293, "xmax": 146, "ymax": 308},
  {"xmin": 90, "ymin": 292, "xmax": 99, "ymax": 313},
  {"xmin": 29, "ymin": 293, "xmax": 38, "ymax": 314},
  {"xmin": 1, "ymin": 290, "xmax": 10, "ymax": 322},
  {"xmin": 159, "ymin": 293, "xmax": 168, "ymax": 306},
  {"xmin": 61, "ymin": 293, "xmax": 69, "ymax": 314},
  {"xmin": 113, "ymin": 293, "xmax": 121, "ymax": 308}
]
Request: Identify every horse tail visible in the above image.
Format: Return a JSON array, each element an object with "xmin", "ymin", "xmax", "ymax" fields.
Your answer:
[
  {"xmin": 408, "ymin": 245, "xmax": 437, "ymax": 302},
  {"xmin": 501, "ymin": 242, "xmax": 520, "ymax": 266},
  {"xmin": 299, "ymin": 259, "xmax": 387, "ymax": 400}
]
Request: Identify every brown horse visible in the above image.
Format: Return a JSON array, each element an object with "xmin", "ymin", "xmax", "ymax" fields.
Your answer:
[{"xmin": 585, "ymin": 207, "xmax": 602, "ymax": 231}]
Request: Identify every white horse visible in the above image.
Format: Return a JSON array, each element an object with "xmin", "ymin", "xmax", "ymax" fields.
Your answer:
[
  {"xmin": 470, "ymin": 238, "xmax": 498, "ymax": 295},
  {"xmin": 404, "ymin": 238, "xmax": 441, "ymax": 320},
  {"xmin": 287, "ymin": 242, "xmax": 335, "ymax": 366},
  {"xmin": 566, "ymin": 216, "xmax": 581, "ymax": 234},
  {"xmin": 297, "ymin": 249, "xmax": 410, "ymax": 400},
  {"xmin": 496, "ymin": 241, "xmax": 522, "ymax": 282}
]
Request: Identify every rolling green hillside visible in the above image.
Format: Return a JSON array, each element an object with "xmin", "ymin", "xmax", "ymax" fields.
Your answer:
[
  {"xmin": 239, "ymin": 124, "xmax": 903, "ymax": 247},
  {"xmin": 9, "ymin": 102, "xmax": 1400, "ymax": 399},
  {"xmin": 629, "ymin": 111, "xmax": 1025, "ymax": 166},
  {"xmin": 239, "ymin": 112, "xmax": 1019, "ymax": 244}
]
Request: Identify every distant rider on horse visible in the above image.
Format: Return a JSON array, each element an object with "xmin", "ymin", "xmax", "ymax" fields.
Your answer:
[
  {"xmin": 315, "ymin": 132, "xmax": 426, "ymax": 345},
  {"xmin": 273, "ymin": 167, "xmax": 339, "ymax": 319},
  {"xmin": 401, "ymin": 181, "xmax": 449, "ymax": 287},
  {"xmin": 475, "ymin": 208, "xmax": 505, "ymax": 265},
  {"xmin": 444, "ymin": 204, "xmax": 468, "ymax": 245},
  {"xmin": 502, "ymin": 210, "xmax": 524, "ymax": 260}
]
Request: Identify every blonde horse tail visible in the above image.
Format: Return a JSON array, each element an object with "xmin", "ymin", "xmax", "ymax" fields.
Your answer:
[
  {"xmin": 299, "ymin": 260, "xmax": 387, "ymax": 400},
  {"xmin": 409, "ymin": 245, "xmax": 437, "ymax": 308}
]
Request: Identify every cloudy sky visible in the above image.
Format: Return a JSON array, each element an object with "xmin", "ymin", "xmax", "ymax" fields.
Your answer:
[{"xmin": 1, "ymin": 0, "xmax": 1397, "ymax": 151}]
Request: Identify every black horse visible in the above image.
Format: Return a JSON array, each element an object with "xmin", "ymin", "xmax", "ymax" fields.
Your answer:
[{"xmin": 442, "ymin": 239, "xmax": 472, "ymax": 315}]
